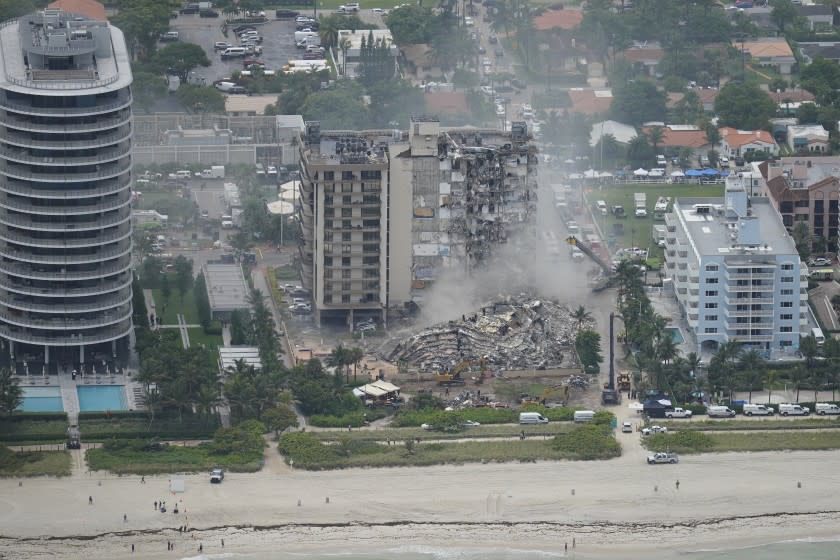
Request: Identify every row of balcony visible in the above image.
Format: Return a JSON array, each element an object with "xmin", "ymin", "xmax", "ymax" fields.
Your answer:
[
  {"xmin": 324, "ymin": 222, "xmax": 380, "ymax": 232},
  {"xmin": 0, "ymin": 191, "xmax": 130, "ymax": 214},
  {"xmin": 0, "ymin": 274, "xmax": 130, "ymax": 298},
  {"xmin": 0, "ymin": 159, "xmax": 131, "ymax": 184},
  {"xmin": 0, "ymin": 320, "xmax": 131, "ymax": 346},
  {"xmin": 0, "ymin": 224, "xmax": 131, "ymax": 248},
  {"xmin": 0, "ymin": 208, "xmax": 130, "ymax": 232},
  {"xmin": 0, "ymin": 257, "xmax": 131, "ymax": 281},
  {"xmin": 0, "ymin": 177, "xmax": 128, "ymax": 200},
  {"xmin": 3, "ymin": 290, "xmax": 131, "ymax": 314},
  {"xmin": 0, "ymin": 304, "xmax": 131, "ymax": 329},
  {"xmin": 0, "ymin": 92, "xmax": 132, "ymax": 117},
  {"xmin": 0, "ymin": 240, "xmax": 132, "ymax": 265},
  {"xmin": 0, "ymin": 143, "xmax": 130, "ymax": 167},
  {"xmin": 3, "ymin": 110, "xmax": 132, "ymax": 134},
  {"xmin": 0, "ymin": 125, "xmax": 132, "ymax": 151}
]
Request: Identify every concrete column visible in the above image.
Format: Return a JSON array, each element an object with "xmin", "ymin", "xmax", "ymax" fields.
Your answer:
[
  {"xmin": 44, "ymin": 345, "xmax": 49, "ymax": 365},
  {"xmin": 79, "ymin": 345, "xmax": 84, "ymax": 364},
  {"xmin": 111, "ymin": 340, "xmax": 117, "ymax": 358},
  {"xmin": 8, "ymin": 341, "xmax": 13, "ymax": 361},
  {"xmin": 349, "ymin": 309, "xmax": 354, "ymax": 332}
]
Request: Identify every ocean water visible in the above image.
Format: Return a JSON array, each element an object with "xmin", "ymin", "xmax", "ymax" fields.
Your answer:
[{"xmin": 175, "ymin": 539, "xmax": 840, "ymax": 560}]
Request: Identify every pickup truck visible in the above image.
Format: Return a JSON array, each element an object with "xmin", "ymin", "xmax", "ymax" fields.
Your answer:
[
  {"xmin": 664, "ymin": 407, "xmax": 693, "ymax": 419},
  {"xmin": 647, "ymin": 452, "xmax": 679, "ymax": 464}
]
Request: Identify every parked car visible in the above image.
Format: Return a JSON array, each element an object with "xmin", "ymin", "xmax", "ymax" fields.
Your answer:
[
  {"xmin": 160, "ymin": 31, "xmax": 179, "ymax": 41},
  {"xmin": 210, "ymin": 468, "xmax": 224, "ymax": 483},
  {"xmin": 214, "ymin": 41, "xmax": 231, "ymax": 50},
  {"xmin": 232, "ymin": 25, "xmax": 256, "ymax": 33},
  {"xmin": 647, "ymin": 452, "xmax": 679, "ymax": 464},
  {"xmin": 809, "ymin": 257, "xmax": 831, "ymax": 266},
  {"xmin": 621, "ymin": 422, "xmax": 633, "ymax": 433},
  {"xmin": 641, "ymin": 425, "xmax": 668, "ymax": 436}
]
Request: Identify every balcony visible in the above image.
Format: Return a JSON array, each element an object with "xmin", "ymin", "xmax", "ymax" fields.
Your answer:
[
  {"xmin": 0, "ymin": 125, "xmax": 132, "ymax": 150},
  {"xmin": 727, "ymin": 284, "xmax": 774, "ymax": 292},
  {"xmin": 724, "ymin": 308, "xmax": 773, "ymax": 317},
  {"xmin": 726, "ymin": 321, "xmax": 773, "ymax": 330},
  {"xmin": 0, "ymin": 159, "xmax": 131, "ymax": 183},
  {"xmin": 0, "ymin": 274, "xmax": 130, "ymax": 297},
  {"xmin": 0, "ymin": 320, "xmax": 131, "ymax": 346},
  {"xmin": 3, "ymin": 291, "xmax": 132, "ymax": 313},
  {"xmin": 0, "ymin": 224, "xmax": 131, "ymax": 248},
  {"xmin": 0, "ymin": 208, "xmax": 130, "ymax": 231},
  {"xmin": 0, "ymin": 240, "xmax": 132, "ymax": 265},
  {"xmin": 3, "ymin": 111, "xmax": 132, "ymax": 134},
  {"xmin": 729, "ymin": 334, "xmax": 773, "ymax": 343},
  {"xmin": 0, "ymin": 304, "xmax": 131, "ymax": 329},
  {"xmin": 725, "ymin": 272, "xmax": 775, "ymax": 280},
  {"xmin": 0, "ymin": 143, "xmax": 130, "ymax": 166},
  {"xmin": 0, "ymin": 257, "xmax": 131, "ymax": 280},
  {"xmin": 0, "ymin": 92, "xmax": 132, "ymax": 117},
  {"xmin": 0, "ymin": 191, "xmax": 131, "ymax": 215},
  {"xmin": 0, "ymin": 177, "xmax": 128, "ymax": 199}
]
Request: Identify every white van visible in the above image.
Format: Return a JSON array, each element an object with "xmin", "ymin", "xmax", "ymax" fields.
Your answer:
[
  {"xmin": 816, "ymin": 403, "xmax": 840, "ymax": 415},
  {"xmin": 779, "ymin": 403, "xmax": 810, "ymax": 416},
  {"xmin": 742, "ymin": 403, "xmax": 774, "ymax": 416},
  {"xmin": 519, "ymin": 412, "xmax": 548, "ymax": 424},
  {"xmin": 707, "ymin": 405, "xmax": 736, "ymax": 418},
  {"xmin": 812, "ymin": 327, "xmax": 825, "ymax": 346},
  {"xmin": 221, "ymin": 47, "xmax": 247, "ymax": 58},
  {"xmin": 596, "ymin": 200, "xmax": 608, "ymax": 215},
  {"xmin": 573, "ymin": 410, "xmax": 595, "ymax": 423}
]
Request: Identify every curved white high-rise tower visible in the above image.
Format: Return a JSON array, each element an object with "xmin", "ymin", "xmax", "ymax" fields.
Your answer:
[{"xmin": 0, "ymin": 8, "xmax": 132, "ymax": 368}]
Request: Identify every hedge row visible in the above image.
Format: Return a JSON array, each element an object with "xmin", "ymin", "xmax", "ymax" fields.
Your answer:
[
  {"xmin": 78, "ymin": 415, "xmax": 221, "ymax": 441},
  {"xmin": 0, "ymin": 418, "xmax": 68, "ymax": 443},
  {"xmin": 391, "ymin": 406, "xmax": 585, "ymax": 427},
  {"xmin": 4, "ymin": 412, "xmax": 67, "ymax": 422}
]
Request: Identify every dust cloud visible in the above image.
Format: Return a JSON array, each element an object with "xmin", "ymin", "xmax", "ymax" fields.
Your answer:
[{"xmin": 417, "ymin": 167, "xmax": 593, "ymax": 326}]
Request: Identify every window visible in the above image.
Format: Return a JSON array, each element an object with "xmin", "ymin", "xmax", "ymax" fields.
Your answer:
[
  {"xmin": 342, "ymin": 183, "xmax": 353, "ymax": 193},
  {"xmin": 705, "ymin": 303, "xmax": 718, "ymax": 309},
  {"xmin": 361, "ymin": 170, "xmax": 381, "ymax": 180},
  {"xmin": 705, "ymin": 315, "xmax": 718, "ymax": 321},
  {"xmin": 780, "ymin": 326, "xmax": 793, "ymax": 333},
  {"xmin": 706, "ymin": 278, "xmax": 719, "ymax": 284},
  {"xmin": 342, "ymin": 269, "xmax": 351, "ymax": 279},
  {"xmin": 342, "ymin": 244, "xmax": 351, "ymax": 253},
  {"xmin": 324, "ymin": 294, "xmax": 332, "ymax": 303},
  {"xmin": 815, "ymin": 200, "xmax": 824, "ymax": 213},
  {"xmin": 342, "ymin": 232, "xmax": 351, "ymax": 242},
  {"xmin": 781, "ymin": 264, "xmax": 793, "ymax": 271},
  {"xmin": 342, "ymin": 281, "xmax": 351, "ymax": 291},
  {"xmin": 781, "ymin": 340, "xmax": 793, "ymax": 347},
  {"xmin": 781, "ymin": 288, "xmax": 793, "ymax": 295},
  {"xmin": 324, "ymin": 270, "xmax": 333, "ymax": 279},
  {"xmin": 341, "ymin": 171, "xmax": 354, "ymax": 181},
  {"xmin": 341, "ymin": 208, "xmax": 352, "ymax": 218},
  {"xmin": 343, "ymin": 195, "xmax": 351, "ymax": 205},
  {"xmin": 363, "ymin": 232, "xmax": 379, "ymax": 241},
  {"xmin": 342, "ymin": 294, "xmax": 350, "ymax": 303},
  {"xmin": 705, "ymin": 290, "xmax": 718, "ymax": 297},
  {"xmin": 705, "ymin": 264, "xmax": 719, "ymax": 271},
  {"xmin": 324, "ymin": 196, "xmax": 333, "ymax": 206},
  {"xmin": 324, "ymin": 232, "xmax": 333, "ymax": 242},
  {"xmin": 795, "ymin": 199, "xmax": 810, "ymax": 208},
  {"xmin": 323, "ymin": 171, "xmax": 334, "ymax": 180},
  {"xmin": 704, "ymin": 327, "xmax": 717, "ymax": 334},
  {"xmin": 324, "ymin": 208, "xmax": 334, "ymax": 218},
  {"xmin": 781, "ymin": 301, "xmax": 793, "ymax": 308},
  {"xmin": 781, "ymin": 276, "xmax": 793, "ymax": 283},
  {"xmin": 324, "ymin": 257, "xmax": 332, "ymax": 266},
  {"xmin": 342, "ymin": 257, "xmax": 350, "ymax": 266},
  {"xmin": 323, "ymin": 243, "xmax": 332, "ymax": 253},
  {"xmin": 342, "ymin": 220, "xmax": 351, "ymax": 229},
  {"xmin": 780, "ymin": 314, "xmax": 793, "ymax": 320}
]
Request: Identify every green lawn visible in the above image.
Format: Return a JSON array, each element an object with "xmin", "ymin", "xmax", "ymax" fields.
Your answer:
[
  {"xmin": 151, "ymin": 287, "xmax": 199, "ymax": 325},
  {"xmin": 659, "ymin": 418, "xmax": 840, "ymax": 432},
  {"xmin": 649, "ymin": 430, "xmax": 840, "ymax": 454},
  {"xmin": 0, "ymin": 448, "xmax": 71, "ymax": 477},
  {"xmin": 588, "ymin": 182, "xmax": 725, "ymax": 258},
  {"xmin": 86, "ymin": 443, "xmax": 262, "ymax": 475},
  {"xmin": 187, "ymin": 328, "xmax": 223, "ymax": 349},
  {"xmin": 312, "ymin": 423, "xmax": 575, "ymax": 442}
]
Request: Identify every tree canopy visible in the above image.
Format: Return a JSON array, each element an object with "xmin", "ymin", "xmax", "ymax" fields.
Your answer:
[
  {"xmin": 610, "ymin": 80, "xmax": 666, "ymax": 126},
  {"xmin": 714, "ymin": 81, "xmax": 777, "ymax": 130}
]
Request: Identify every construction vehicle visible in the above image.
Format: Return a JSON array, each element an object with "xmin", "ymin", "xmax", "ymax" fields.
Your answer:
[
  {"xmin": 520, "ymin": 386, "xmax": 569, "ymax": 406},
  {"xmin": 617, "ymin": 371, "xmax": 631, "ymax": 393},
  {"xmin": 601, "ymin": 312, "xmax": 621, "ymax": 405},
  {"xmin": 66, "ymin": 425, "xmax": 80, "ymax": 450},
  {"xmin": 435, "ymin": 357, "xmax": 488, "ymax": 386}
]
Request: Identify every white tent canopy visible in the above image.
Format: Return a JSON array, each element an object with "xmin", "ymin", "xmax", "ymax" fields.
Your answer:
[
  {"xmin": 267, "ymin": 200, "xmax": 294, "ymax": 215},
  {"xmin": 634, "ymin": 168, "xmax": 649, "ymax": 176},
  {"xmin": 670, "ymin": 170, "xmax": 686, "ymax": 177}
]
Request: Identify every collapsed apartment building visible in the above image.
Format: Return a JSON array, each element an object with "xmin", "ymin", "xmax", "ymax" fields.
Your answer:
[
  {"xmin": 384, "ymin": 297, "xmax": 590, "ymax": 371},
  {"xmin": 297, "ymin": 117, "xmax": 538, "ymax": 327}
]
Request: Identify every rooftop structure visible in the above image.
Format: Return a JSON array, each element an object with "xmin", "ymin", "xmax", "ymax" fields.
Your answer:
[
  {"xmin": 665, "ymin": 177, "xmax": 807, "ymax": 358},
  {"xmin": 225, "ymin": 94, "xmax": 278, "ymax": 116},
  {"xmin": 0, "ymin": 9, "xmax": 133, "ymax": 369},
  {"xmin": 219, "ymin": 346, "xmax": 261, "ymax": 372},
  {"xmin": 203, "ymin": 263, "xmax": 250, "ymax": 319}
]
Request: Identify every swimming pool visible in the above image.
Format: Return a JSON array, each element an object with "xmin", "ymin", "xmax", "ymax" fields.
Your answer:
[
  {"xmin": 18, "ymin": 386, "xmax": 64, "ymax": 412},
  {"xmin": 664, "ymin": 327, "xmax": 685, "ymax": 345},
  {"xmin": 77, "ymin": 385, "xmax": 127, "ymax": 412}
]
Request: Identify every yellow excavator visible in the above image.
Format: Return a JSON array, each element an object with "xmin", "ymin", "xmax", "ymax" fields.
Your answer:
[
  {"xmin": 435, "ymin": 357, "xmax": 488, "ymax": 386},
  {"xmin": 520, "ymin": 386, "xmax": 570, "ymax": 406}
]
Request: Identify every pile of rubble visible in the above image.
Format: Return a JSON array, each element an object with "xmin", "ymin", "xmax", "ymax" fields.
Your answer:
[{"xmin": 385, "ymin": 297, "xmax": 593, "ymax": 371}]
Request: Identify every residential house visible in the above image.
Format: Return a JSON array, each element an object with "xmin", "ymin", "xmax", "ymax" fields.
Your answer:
[
  {"xmin": 618, "ymin": 42, "xmax": 665, "ymax": 77},
  {"xmin": 567, "ymin": 88, "xmax": 613, "ymax": 115},
  {"xmin": 735, "ymin": 37, "xmax": 796, "ymax": 74},
  {"xmin": 760, "ymin": 156, "xmax": 840, "ymax": 241},
  {"xmin": 646, "ymin": 125, "xmax": 709, "ymax": 158},
  {"xmin": 787, "ymin": 124, "xmax": 830, "ymax": 153},
  {"xmin": 719, "ymin": 127, "xmax": 779, "ymax": 159},
  {"xmin": 795, "ymin": 4, "xmax": 837, "ymax": 31},
  {"xmin": 590, "ymin": 120, "xmax": 637, "ymax": 147},
  {"xmin": 532, "ymin": 9, "xmax": 583, "ymax": 31},
  {"xmin": 798, "ymin": 42, "xmax": 840, "ymax": 65}
]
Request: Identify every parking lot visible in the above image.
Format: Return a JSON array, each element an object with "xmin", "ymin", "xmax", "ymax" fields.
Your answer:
[{"xmin": 169, "ymin": 14, "xmax": 303, "ymax": 84}]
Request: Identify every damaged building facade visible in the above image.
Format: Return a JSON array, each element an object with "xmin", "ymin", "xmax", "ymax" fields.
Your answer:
[{"xmin": 297, "ymin": 117, "xmax": 538, "ymax": 326}]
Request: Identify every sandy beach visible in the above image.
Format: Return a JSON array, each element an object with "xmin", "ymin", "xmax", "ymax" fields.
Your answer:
[{"xmin": 2, "ymin": 435, "xmax": 840, "ymax": 559}]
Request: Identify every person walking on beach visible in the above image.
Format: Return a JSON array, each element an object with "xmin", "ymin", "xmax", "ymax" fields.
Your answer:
[
  {"xmin": 154, "ymin": 501, "xmax": 157, "ymax": 510},
  {"xmin": 676, "ymin": 480, "xmax": 680, "ymax": 490},
  {"xmin": 123, "ymin": 514, "xmax": 127, "ymax": 522},
  {"xmin": 141, "ymin": 476, "xmax": 145, "ymax": 484},
  {"xmin": 131, "ymin": 544, "xmax": 134, "ymax": 553},
  {"xmin": 198, "ymin": 544, "xmax": 203, "ymax": 553},
  {"xmin": 221, "ymin": 539, "xmax": 224, "ymax": 547},
  {"xmin": 88, "ymin": 496, "xmax": 93, "ymax": 505}
]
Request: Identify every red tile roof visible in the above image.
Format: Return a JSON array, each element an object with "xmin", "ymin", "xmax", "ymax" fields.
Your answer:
[
  {"xmin": 643, "ymin": 126, "xmax": 709, "ymax": 149},
  {"xmin": 567, "ymin": 89, "xmax": 612, "ymax": 115},
  {"xmin": 425, "ymin": 92, "xmax": 467, "ymax": 115},
  {"xmin": 719, "ymin": 127, "xmax": 775, "ymax": 148},
  {"xmin": 48, "ymin": 0, "xmax": 106, "ymax": 21},
  {"xmin": 533, "ymin": 9, "xmax": 583, "ymax": 31},
  {"xmin": 619, "ymin": 47, "xmax": 665, "ymax": 63}
]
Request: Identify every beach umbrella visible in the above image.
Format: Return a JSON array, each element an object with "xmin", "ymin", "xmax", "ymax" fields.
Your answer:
[
  {"xmin": 720, "ymin": 171, "xmax": 730, "ymax": 177},
  {"xmin": 633, "ymin": 168, "xmax": 649, "ymax": 176},
  {"xmin": 266, "ymin": 200, "xmax": 294, "ymax": 215},
  {"xmin": 599, "ymin": 171, "xmax": 613, "ymax": 178},
  {"xmin": 701, "ymin": 168, "xmax": 719, "ymax": 176},
  {"xmin": 670, "ymin": 170, "xmax": 685, "ymax": 177},
  {"xmin": 685, "ymin": 169, "xmax": 703, "ymax": 177}
]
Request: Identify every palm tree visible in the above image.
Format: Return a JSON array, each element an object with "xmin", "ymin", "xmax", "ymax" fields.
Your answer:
[
  {"xmin": 195, "ymin": 384, "xmax": 220, "ymax": 425},
  {"xmin": 326, "ymin": 344, "xmax": 351, "ymax": 383},
  {"xmin": 684, "ymin": 352, "xmax": 702, "ymax": 377},
  {"xmin": 572, "ymin": 305, "xmax": 593, "ymax": 333},
  {"xmin": 318, "ymin": 15, "xmax": 341, "ymax": 50},
  {"xmin": 799, "ymin": 334, "xmax": 820, "ymax": 368},
  {"xmin": 338, "ymin": 36, "xmax": 351, "ymax": 77},
  {"xmin": 789, "ymin": 366, "xmax": 807, "ymax": 403},
  {"xmin": 347, "ymin": 347, "xmax": 365, "ymax": 383},
  {"xmin": 646, "ymin": 126, "xmax": 665, "ymax": 155},
  {"xmin": 764, "ymin": 370, "xmax": 778, "ymax": 405},
  {"xmin": 0, "ymin": 367, "xmax": 23, "ymax": 417},
  {"xmin": 655, "ymin": 334, "xmax": 679, "ymax": 366}
]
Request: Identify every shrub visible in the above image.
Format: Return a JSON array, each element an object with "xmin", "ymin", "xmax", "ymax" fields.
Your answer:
[
  {"xmin": 203, "ymin": 321, "xmax": 223, "ymax": 336},
  {"xmin": 278, "ymin": 432, "xmax": 335, "ymax": 465},
  {"xmin": 0, "ymin": 417, "xmax": 68, "ymax": 443},
  {"xmin": 4, "ymin": 412, "xmax": 67, "ymax": 422},
  {"xmin": 592, "ymin": 410, "xmax": 615, "ymax": 426},
  {"xmin": 551, "ymin": 424, "xmax": 621, "ymax": 460},
  {"xmin": 645, "ymin": 431, "xmax": 714, "ymax": 453},
  {"xmin": 309, "ymin": 411, "xmax": 367, "ymax": 428}
]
